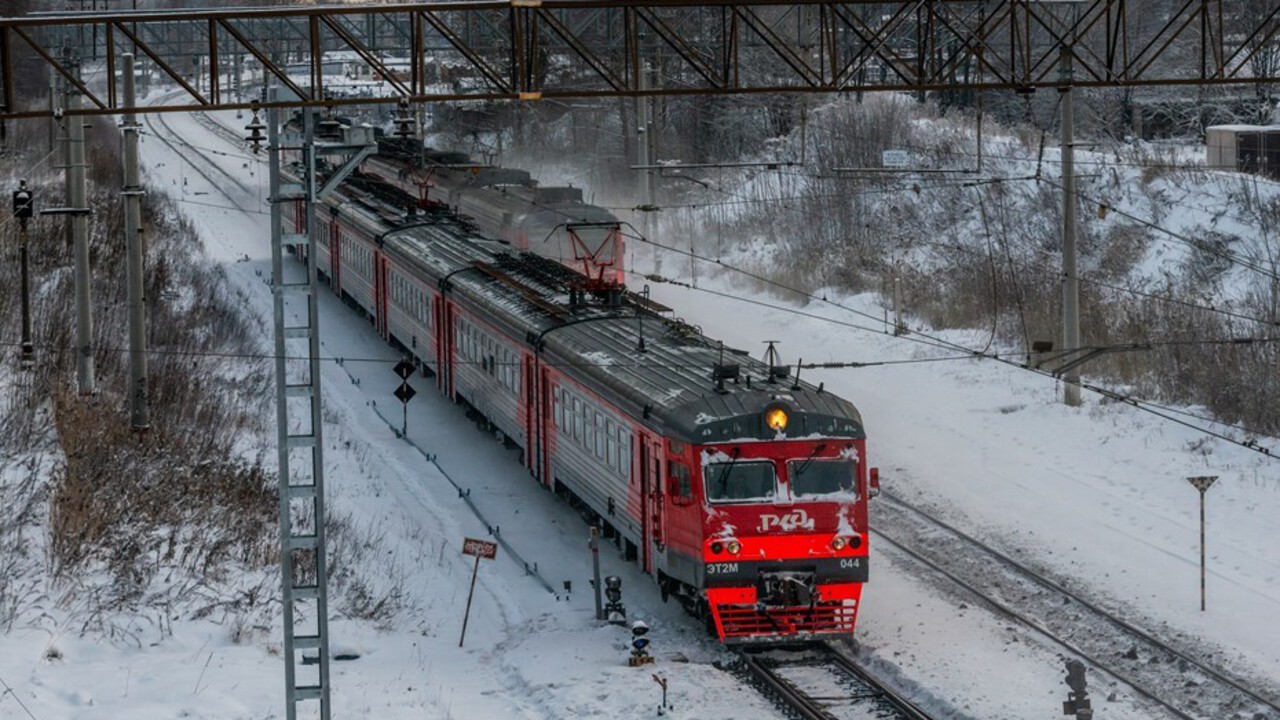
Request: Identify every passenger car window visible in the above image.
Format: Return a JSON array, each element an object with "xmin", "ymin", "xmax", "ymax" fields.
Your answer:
[
  {"xmin": 789, "ymin": 459, "xmax": 857, "ymax": 498},
  {"xmin": 668, "ymin": 462, "xmax": 692, "ymax": 505},
  {"xmin": 703, "ymin": 461, "xmax": 777, "ymax": 503}
]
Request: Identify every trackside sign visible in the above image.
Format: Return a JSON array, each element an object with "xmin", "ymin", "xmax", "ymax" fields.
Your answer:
[
  {"xmin": 462, "ymin": 537, "xmax": 498, "ymax": 560},
  {"xmin": 459, "ymin": 537, "xmax": 499, "ymax": 647}
]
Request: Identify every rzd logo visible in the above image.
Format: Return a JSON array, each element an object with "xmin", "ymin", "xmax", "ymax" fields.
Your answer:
[{"xmin": 758, "ymin": 509, "xmax": 814, "ymax": 533}]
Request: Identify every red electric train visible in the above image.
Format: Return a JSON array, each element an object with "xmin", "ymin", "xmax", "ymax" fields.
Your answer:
[{"xmin": 282, "ymin": 141, "xmax": 877, "ymax": 643}]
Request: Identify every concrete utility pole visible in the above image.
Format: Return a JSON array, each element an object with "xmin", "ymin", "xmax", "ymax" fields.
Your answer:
[
  {"xmin": 122, "ymin": 53, "xmax": 149, "ymax": 429},
  {"xmin": 67, "ymin": 77, "xmax": 96, "ymax": 395},
  {"xmin": 48, "ymin": 67, "xmax": 56, "ymax": 152},
  {"xmin": 1059, "ymin": 23, "xmax": 1081, "ymax": 407},
  {"xmin": 636, "ymin": 62, "xmax": 657, "ymax": 271}
]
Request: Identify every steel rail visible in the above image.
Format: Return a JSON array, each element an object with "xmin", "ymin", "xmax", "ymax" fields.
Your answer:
[
  {"xmin": 873, "ymin": 490, "xmax": 1280, "ymax": 720},
  {"xmin": 142, "ymin": 99, "xmax": 259, "ymax": 213},
  {"xmin": 735, "ymin": 643, "xmax": 937, "ymax": 720}
]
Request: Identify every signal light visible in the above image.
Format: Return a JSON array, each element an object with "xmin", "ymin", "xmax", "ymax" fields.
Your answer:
[
  {"xmin": 710, "ymin": 541, "xmax": 723, "ymax": 554},
  {"xmin": 628, "ymin": 620, "xmax": 654, "ymax": 666},
  {"xmin": 764, "ymin": 407, "xmax": 788, "ymax": 432},
  {"xmin": 603, "ymin": 575, "xmax": 626, "ymax": 624}
]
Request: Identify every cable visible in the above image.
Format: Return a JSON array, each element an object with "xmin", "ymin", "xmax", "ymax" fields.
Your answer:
[
  {"xmin": 625, "ymin": 241, "xmax": 1280, "ymax": 456},
  {"xmin": 908, "ymin": 235, "xmax": 1280, "ymax": 329},
  {"xmin": 1045, "ymin": 176, "xmax": 1280, "ymax": 283}
]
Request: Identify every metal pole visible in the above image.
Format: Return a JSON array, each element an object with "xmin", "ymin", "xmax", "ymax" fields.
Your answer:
[
  {"xmin": 590, "ymin": 526, "xmax": 603, "ymax": 621},
  {"xmin": 122, "ymin": 53, "xmax": 149, "ymax": 430},
  {"xmin": 19, "ymin": 216, "xmax": 33, "ymax": 365},
  {"xmin": 48, "ymin": 67, "xmax": 56, "ymax": 153},
  {"xmin": 459, "ymin": 554, "xmax": 482, "ymax": 647},
  {"xmin": 1199, "ymin": 489, "xmax": 1207, "ymax": 612},
  {"xmin": 1186, "ymin": 475, "xmax": 1216, "ymax": 611},
  {"xmin": 1059, "ymin": 27, "xmax": 1080, "ymax": 406},
  {"xmin": 636, "ymin": 63, "xmax": 657, "ymax": 271},
  {"xmin": 68, "ymin": 81, "xmax": 95, "ymax": 395}
]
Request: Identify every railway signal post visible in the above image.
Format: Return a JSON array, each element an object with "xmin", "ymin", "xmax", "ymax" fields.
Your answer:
[
  {"xmin": 1187, "ymin": 475, "xmax": 1218, "ymax": 611},
  {"xmin": 1061, "ymin": 658, "xmax": 1092, "ymax": 719},
  {"xmin": 393, "ymin": 360, "xmax": 417, "ymax": 437}
]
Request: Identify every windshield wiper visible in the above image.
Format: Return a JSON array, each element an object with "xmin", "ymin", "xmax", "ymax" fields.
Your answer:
[
  {"xmin": 715, "ymin": 447, "xmax": 742, "ymax": 497},
  {"xmin": 793, "ymin": 443, "xmax": 827, "ymax": 477}
]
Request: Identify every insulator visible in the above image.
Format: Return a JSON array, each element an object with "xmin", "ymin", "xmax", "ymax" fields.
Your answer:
[{"xmin": 244, "ymin": 107, "xmax": 266, "ymax": 154}]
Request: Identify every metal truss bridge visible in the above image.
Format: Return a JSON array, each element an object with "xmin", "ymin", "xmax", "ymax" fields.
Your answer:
[{"xmin": 2, "ymin": 0, "xmax": 1279, "ymax": 119}]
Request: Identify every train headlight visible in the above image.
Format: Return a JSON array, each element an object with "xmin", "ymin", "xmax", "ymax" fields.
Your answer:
[
  {"xmin": 764, "ymin": 407, "xmax": 788, "ymax": 432},
  {"xmin": 726, "ymin": 540, "xmax": 741, "ymax": 555},
  {"xmin": 832, "ymin": 535, "xmax": 863, "ymax": 551}
]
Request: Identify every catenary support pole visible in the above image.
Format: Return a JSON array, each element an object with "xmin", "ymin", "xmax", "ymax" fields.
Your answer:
[
  {"xmin": 16, "ymin": 185, "xmax": 33, "ymax": 366},
  {"xmin": 68, "ymin": 79, "xmax": 95, "ymax": 395},
  {"xmin": 122, "ymin": 53, "xmax": 149, "ymax": 429},
  {"xmin": 1059, "ymin": 35, "xmax": 1080, "ymax": 406},
  {"xmin": 48, "ymin": 67, "xmax": 56, "ymax": 153}
]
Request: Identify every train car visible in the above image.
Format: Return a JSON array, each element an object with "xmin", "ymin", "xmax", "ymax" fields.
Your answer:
[
  {"xmin": 362, "ymin": 138, "xmax": 626, "ymax": 291},
  {"xmin": 283, "ymin": 167, "xmax": 877, "ymax": 643}
]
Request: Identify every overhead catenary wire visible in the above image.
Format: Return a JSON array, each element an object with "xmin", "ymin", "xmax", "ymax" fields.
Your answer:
[{"xmin": 622, "ymin": 238, "xmax": 1280, "ymax": 457}]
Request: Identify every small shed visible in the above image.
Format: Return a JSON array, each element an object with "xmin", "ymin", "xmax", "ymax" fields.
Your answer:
[{"xmin": 1205, "ymin": 125, "xmax": 1280, "ymax": 179}]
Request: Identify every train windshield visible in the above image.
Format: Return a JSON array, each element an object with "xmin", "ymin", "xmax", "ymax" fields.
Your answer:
[
  {"xmin": 704, "ymin": 461, "xmax": 778, "ymax": 503},
  {"xmin": 788, "ymin": 459, "xmax": 857, "ymax": 499}
]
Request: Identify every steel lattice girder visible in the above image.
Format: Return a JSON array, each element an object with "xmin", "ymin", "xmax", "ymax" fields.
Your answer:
[{"xmin": 2, "ymin": 0, "xmax": 1280, "ymax": 119}]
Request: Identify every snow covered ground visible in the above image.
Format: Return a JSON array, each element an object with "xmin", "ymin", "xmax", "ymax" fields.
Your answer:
[{"xmin": 1, "ymin": 101, "xmax": 1277, "ymax": 720}]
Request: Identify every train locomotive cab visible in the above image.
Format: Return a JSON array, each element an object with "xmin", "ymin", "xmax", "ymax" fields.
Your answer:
[{"xmin": 666, "ymin": 397, "xmax": 871, "ymax": 643}]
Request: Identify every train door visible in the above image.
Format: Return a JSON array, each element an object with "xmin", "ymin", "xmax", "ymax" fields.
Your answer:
[
  {"xmin": 374, "ymin": 255, "xmax": 388, "ymax": 339},
  {"xmin": 639, "ymin": 434, "xmax": 664, "ymax": 575},
  {"xmin": 435, "ymin": 294, "xmax": 445, "ymax": 389},
  {"xmin": 331, "ymin": 223, "xmax": 343, "ymax": 296},
  {"xmin": 538, "ymin": 367, "xmax": 554, "ymax": 487},
  {"xmin": 523, "ymin": 354, "xmax": 537, "ymax": 473},
  {"xmin": 442, "ymin": 302, "xmax": 456, "ymax": 399}
]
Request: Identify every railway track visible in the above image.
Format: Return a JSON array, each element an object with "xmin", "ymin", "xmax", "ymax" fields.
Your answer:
[
  {"xmin": 141, "ymin": 99, "xmax": 262, "ymax": 214},
  {"xmin": 873, "ymin": 491, "xmax": 1280, "ymax": 720},
  {"xmin": 732, "ymin": 643, "xmax": 935, "ymax": 720}
]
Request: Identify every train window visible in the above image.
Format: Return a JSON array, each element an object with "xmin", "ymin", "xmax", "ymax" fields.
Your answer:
[
  {"xmin": 623, "ymin": 430, "xmax": 633, "ymax": 479},
  {"xmin": 594, "ymin": 412, "xmax": 606, "ymax": 459},
  {"xmin": 703, "ymin": 461, "xmax": 778, "ymax": 504},
  {"xmin": 605, "ymin": 421, "xmax": 617, "ymax": 470},
  {"xmin": 669, "ymin": 462, "xmax": 693, "ymax": 504},
  {"xmin": 572, "ymin": 397, "xmax": 583, "ymax": 441},
  {"xmin": 788, "ymin": 459, "xmax": 857, "ymax": 499}
]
